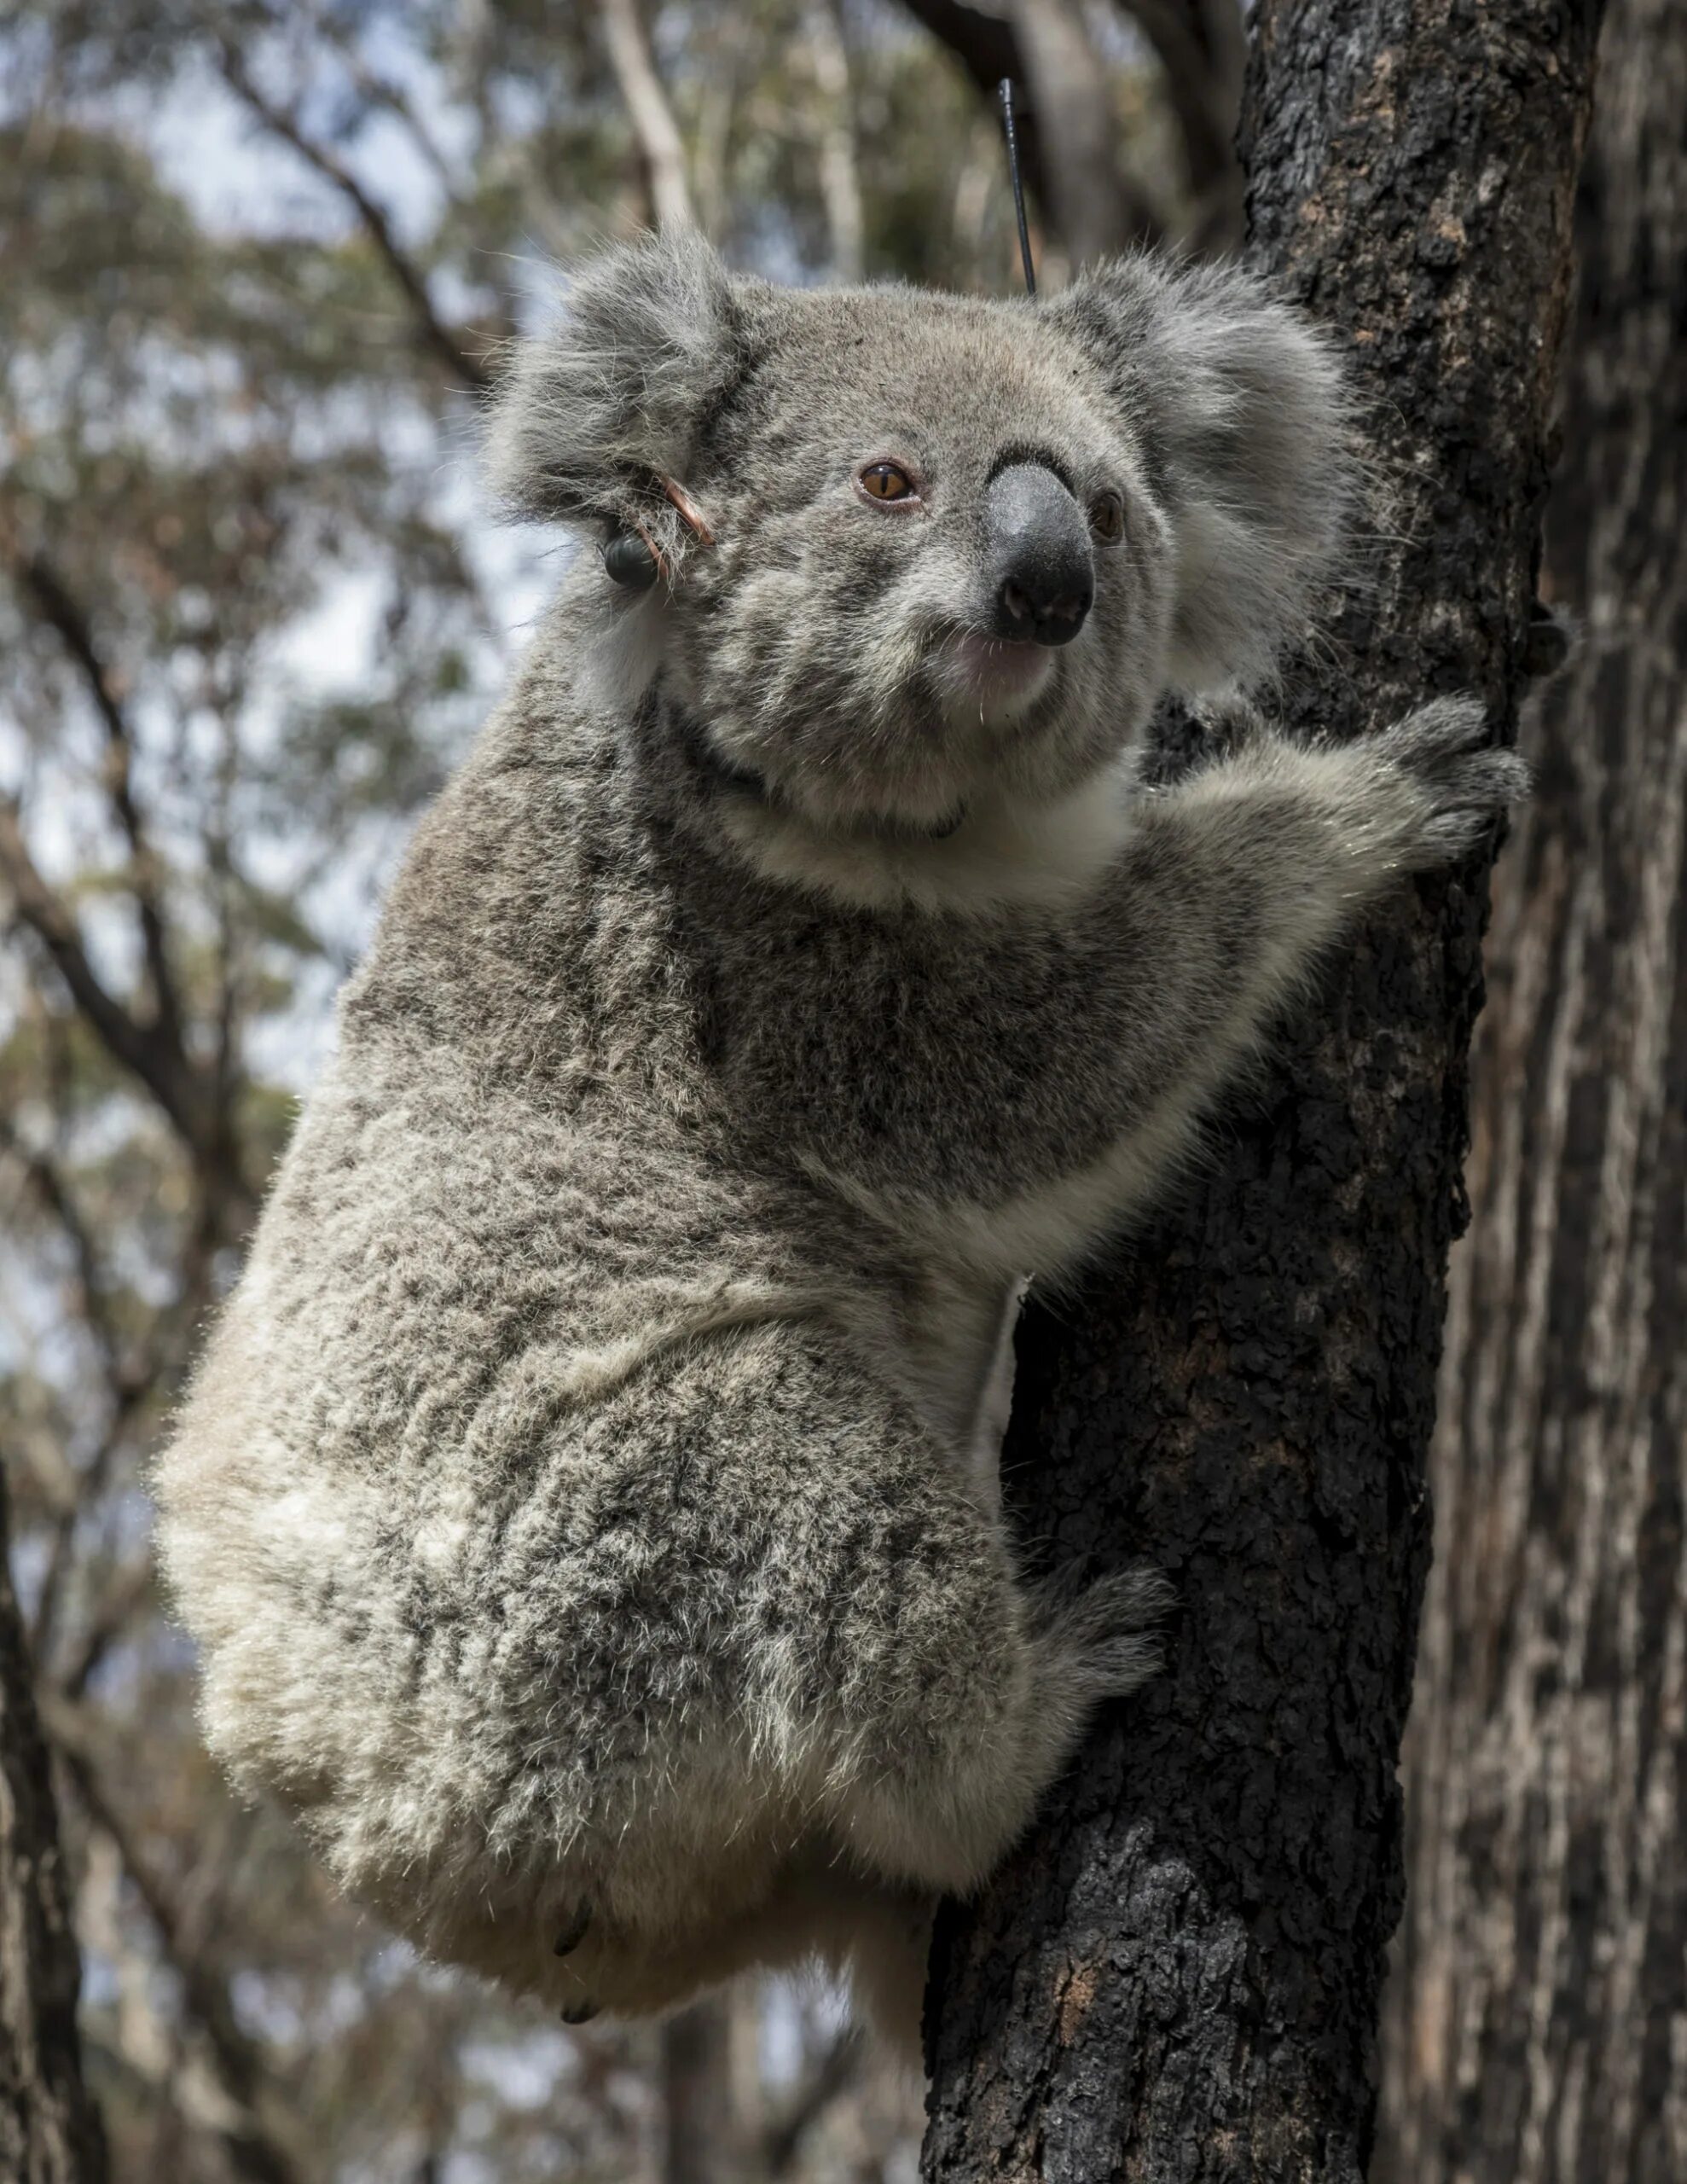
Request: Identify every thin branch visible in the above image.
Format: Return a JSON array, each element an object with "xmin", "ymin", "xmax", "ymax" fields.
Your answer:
[
  {"xmin": 898, "ymin": 0, "xmax": 1021, "ymax": 98},
  {"xmin": 0, "ymin": 1115, "xmax": 123, "ymax": 1375},
  {"xmin": 899, "ymin": 0, "xmax": 1048, "ymax": 209},
  {"xmin": 294, "ymin": 0, "xmax": 464, "ymax": 195},
  {"xmin": 218, "ymin": 44, "xmax": 491, "ymax": 393},
  {"xmin": 56, "ymin": 1560, "xmax": 154, "ymax": 1705},
  {"xmin": 51, "ymin": 1716, "xmax": 304, "ymax": 2184},
  {"xmin": 762, "ymin": 2028, "xmax": 862, "ymax": 2176},
  {"xmin": 10, "ymin": 546, "xmax": 187, "ymax": 1061},
  {"xmin": 0, "ymin": 1111, "xmax": 151, "ymax": 1661},
  {"xmin": 0, "ymin": 799, "xmax": 205, "ymax": 1149},
  {"xmin": 598, "ymin": 0, "xmax": 695, "ymax": 230},
  {"xmin": 899, "ymin": 0, "xmax": 1163, "ymax": 256},
  {"xmin": 1116, "ymin": 0, "xmax": 1244, "ymax": 243},
  {"xmin": 1009, "ymin": 0, "xmax": 1163, "ymax": 259},
  {"xmin": 805, "ymin": 0, "xmax": 865, "ymax": 282}
]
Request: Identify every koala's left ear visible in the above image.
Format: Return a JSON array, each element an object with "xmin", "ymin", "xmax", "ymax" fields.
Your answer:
[
  {"xmin": 485, "ymin": 229, "xmax": 740, "ymax": 551},
  {"xmin": 1050, "ymin": 257, "xmax": 1353, "ymax": 690}
]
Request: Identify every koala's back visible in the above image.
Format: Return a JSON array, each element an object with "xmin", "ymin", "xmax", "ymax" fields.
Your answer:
[{"xmin": 157, "ymin": 839, "xmax": 1008, "ymax": 2009}]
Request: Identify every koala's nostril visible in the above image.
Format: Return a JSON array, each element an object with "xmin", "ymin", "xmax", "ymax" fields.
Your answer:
[
  {"xmin": 986, "ymin": 462, "xmax": 1094, "ymax": 649},
  {"xmin": 1000, "ymin": 579, "xmax": 1034, "ymax": 629}
]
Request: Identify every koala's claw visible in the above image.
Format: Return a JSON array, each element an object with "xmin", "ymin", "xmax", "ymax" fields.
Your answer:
[
  {"xmin": 1523, "ymin": 600, "xmax": 1575, "ymax": 682},
  {"xmin": 553, "ymin": 1902, "xmax": 593, "ymax": 1956},
  {"xmin": 1035, "ymin": 1565, "xmax": 1174, "ymax": 1700},
  {"xmin": 1376, "ymin": 697, "xmax": 1530, "ymax": 867},
  {"xmin": 559, "ymin": 1998, "xmax": 600, "ymax": 2026}
]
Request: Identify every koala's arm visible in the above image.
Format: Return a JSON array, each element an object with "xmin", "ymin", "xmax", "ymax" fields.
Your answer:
[
  {"xmin": 771, "ymin": 696, "xmax": 1524, "ymax": 1259},
  {"xmin": 1081, "ymin": 695, "xmax": 1527, "ymax": 1129}
]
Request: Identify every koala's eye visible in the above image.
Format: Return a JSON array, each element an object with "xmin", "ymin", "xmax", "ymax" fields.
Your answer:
[
  {"xmin": 1089, "ymin": 491, "xmax": 1125, "ymax": 543},
  {"xmin": 857, "ymin": 461, "xmax": 919, "ymax": 504}
]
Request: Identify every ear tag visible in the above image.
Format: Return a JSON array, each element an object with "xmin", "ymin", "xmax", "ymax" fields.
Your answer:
[
  {"xmin": 603, "ymin": 531, "xmax": 661, "ymax": 590},
  {"xmin": 602, "ymin": 476, "xmax": 715, "ymax": 592}
]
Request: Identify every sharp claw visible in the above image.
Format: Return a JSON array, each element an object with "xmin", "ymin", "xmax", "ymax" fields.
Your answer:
[
  {"xmin": 553, "ymin": 1902, "xmax": 592, "ymax": 1956},
  {"xmin": 559, "ymin": 2000, "xmax": 600, "ymax": 2026}
]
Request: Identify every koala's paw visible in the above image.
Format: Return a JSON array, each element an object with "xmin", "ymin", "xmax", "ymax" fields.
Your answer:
[
  {"xmin": 1375, "ymin": 696, "xmax": 1530, "ymax": 868},
  {"xmin": 1035, "ymin": 1565, "xmax": 1174, "ymax": 1702}
]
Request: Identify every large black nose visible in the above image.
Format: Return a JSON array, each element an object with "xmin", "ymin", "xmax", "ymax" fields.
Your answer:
[{"xmin": 985, "ymin": 462, "xmax": 1093, "ymax": 647}]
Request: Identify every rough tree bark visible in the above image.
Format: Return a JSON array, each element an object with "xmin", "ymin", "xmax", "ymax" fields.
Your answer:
[
  {"xmin": 922, "ymin": 4, "xmax": 1604, "ymax": 2180},
  {"xmin": 1380, "ymin": 1, "xmax": 1687, "ymax": 2176},
  {"xmin": 1, "ymin": 1472, "xmax": 107, "ymax": 2183}
]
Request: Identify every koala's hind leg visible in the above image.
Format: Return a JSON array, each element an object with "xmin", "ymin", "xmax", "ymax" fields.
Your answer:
[
  {"xmin": 817, "ymin": 1557, "xmax": 1166, "ymax": 1901},
  {"xmin": 534, "ymin": 1858, "xmax": 933, "ymax": 2061},
  {"xmin": 807, "ymin": 1397, "xmax": 1161, "ymax": 1896}
]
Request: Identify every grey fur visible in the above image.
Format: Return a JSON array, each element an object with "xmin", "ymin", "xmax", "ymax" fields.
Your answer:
[{"xmin": 156, "ymin": 232, "xmax": 1525, "ymax": 2056}]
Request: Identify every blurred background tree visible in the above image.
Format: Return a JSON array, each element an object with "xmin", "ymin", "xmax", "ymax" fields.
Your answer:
[{"xmin": 0, "ymin": 5, "xmax": 1230, "ymax": 2180}]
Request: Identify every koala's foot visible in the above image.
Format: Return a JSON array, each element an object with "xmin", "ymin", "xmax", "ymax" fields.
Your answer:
[
  {"xmin": 1030, "ymin": 1564, "xmax": 1174, "ymax": 1710},
  {"xmin": 1374, "ymin": 696, "xmax": 1530, "ymax": 868},
  {"xmin": 553, "ymin": 1901, "xmax": 593, "ymax": 1956}
]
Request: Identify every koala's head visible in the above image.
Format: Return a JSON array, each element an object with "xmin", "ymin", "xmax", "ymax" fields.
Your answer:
[{"xmin": 489, "ymin": 232, "xmax": 1349, "ymax": 829}]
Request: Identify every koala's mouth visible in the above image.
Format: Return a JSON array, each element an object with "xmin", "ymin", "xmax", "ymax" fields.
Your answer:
[{"xmin": 935, "ymin": 630, "xmax": 1056, "ymax": 727}]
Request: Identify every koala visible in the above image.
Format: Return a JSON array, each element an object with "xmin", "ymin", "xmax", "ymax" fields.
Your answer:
[{"xmin": 156, "ymin": 232, "xmax": 1524, "ymax": 2058}]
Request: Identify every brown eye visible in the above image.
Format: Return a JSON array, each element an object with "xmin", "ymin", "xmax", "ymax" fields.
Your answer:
[
  {"xmin": 858, "ymin": 461, "xmax": 918, "ymax": 503},
  {"xmin": 1089, "ymin": 490, "xmax": 1125, "ymax": 543}
]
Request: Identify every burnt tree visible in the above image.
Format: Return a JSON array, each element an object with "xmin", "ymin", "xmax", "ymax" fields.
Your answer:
[
  {"xmin": 1, "ymin": 1471, "xmax": 107, "ymax": 2183},
  {"xmin": 923, "ymin": 3, "xmax": 1605, "ymax": 2179},
  {"xmin": 1381, "ymin": 0, "xmax": 1687, "ymax": 2175}
]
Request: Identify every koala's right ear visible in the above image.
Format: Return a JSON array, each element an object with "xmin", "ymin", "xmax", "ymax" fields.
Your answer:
[
  {"xmin": 484, "ymin": 230, "xmax": 739, "ymax": 540},
  {"xmin": 1051, "ymin": 255, "xmax": 1354, "ymax": 691}
]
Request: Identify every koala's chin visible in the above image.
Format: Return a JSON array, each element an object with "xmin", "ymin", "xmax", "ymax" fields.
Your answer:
[
  {"xmin": 934, "ymin": 630, "xmax": 1058, "ymax": 731},
  {"xmin": 156, "ymin": 229, "xmax": 1528, "ymax": 2069}
]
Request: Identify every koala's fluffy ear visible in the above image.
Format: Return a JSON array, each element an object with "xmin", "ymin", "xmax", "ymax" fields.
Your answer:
[
  {"xmin": 1052, "ymin": 257, "xmax": 1353, "ymax": 690},
  {"xmin": 485, "ymin": 229, "xmax": 739, "ymax": 541}
]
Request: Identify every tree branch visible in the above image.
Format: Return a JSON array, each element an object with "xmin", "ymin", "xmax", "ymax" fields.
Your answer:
[
  {"xmin": 598, "ymin": 0, "xmax": 695, "ymax": 230},
  {"xmin": 900, "ymin": 0, "xmax": 1162, "ymax": 260},
  {"xmin": 0, "ymin": 1475, "xmax": 109, "ymax": 2182},
  {"xmin": 762, "ymin": 2027, "xmax": 861, "ymax": 2176},
  {"xmin": 0, "ymin": 1115, "xmax": 151, "ymax": 1664},
  {"xmin": 0, "ymin": 801, "xmax": 205, "ymax": 1151},
  {"xmin": 0, "ymin": 1118, "xmax": 123, "ymax": 1380},
  {"xmin": 10, "ymin": 548, "xmax": 188, "ymax": 1065},
  {"xmin": 1009, "ymin": 0, "xmax": 1163, "ymax": 259},
  {"xmin": 51, "ymin": 1720, "xmax": 303, "ymax": 2184},
  {"xmin": 1116, "ymin": 0, "xmax": 1245, "ymax": 243},
  {"xmin": 217, "ymin": 46, "xmax": 490, "ymax": 394},
  {"xmin": 805, "ymin": 1, "xmax": 865, "ymax": 281}
]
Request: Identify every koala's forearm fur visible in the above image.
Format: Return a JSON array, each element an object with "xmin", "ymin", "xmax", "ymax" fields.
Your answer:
[{"xmin": 739, "ymin": 748, "xmax": 1437, "ymax": 1262}]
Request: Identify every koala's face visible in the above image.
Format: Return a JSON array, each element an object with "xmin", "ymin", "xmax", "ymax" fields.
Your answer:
[
  {"xmin": 653, "ymin": 288, "xmax": 1175, "ymax": 826},
  {"xmin": 490, "ymin": 236, "xmax": 1349, "ymax": 828}
]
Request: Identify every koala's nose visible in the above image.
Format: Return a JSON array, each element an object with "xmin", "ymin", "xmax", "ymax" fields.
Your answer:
[{"xmin": 985, "ymin": 463, "xmax": 1093, "ymax": 647}]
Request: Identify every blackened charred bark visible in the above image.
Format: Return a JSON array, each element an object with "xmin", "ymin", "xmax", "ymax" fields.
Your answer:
[
  {"xmin": 1380, "ymin": 1, "xmax": 1687, "ymax": 2175},
  {"xmin": 1, "ymin": 1475, "xmax": 107, "ymax": 2183},
  {"xmin": 922, "ymin": 5, "xmax": 1604, "ymax": 2180}
]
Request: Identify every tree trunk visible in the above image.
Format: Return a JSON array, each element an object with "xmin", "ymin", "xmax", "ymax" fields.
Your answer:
[
  {"xmin": 1, "ymin": 1475, "xmax": 107, "ymax": 2184},
  {"xmin": 661, "ymin": 1998, "xmax": 752, "ymax": 2184},
  {"xmin": 921, "ymin": 4, "xmax": 1603, "ymax": 2179},
  {"xmin": 1379, "ymin": 2, "xmax": 1687, "ymax": 2177}
]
